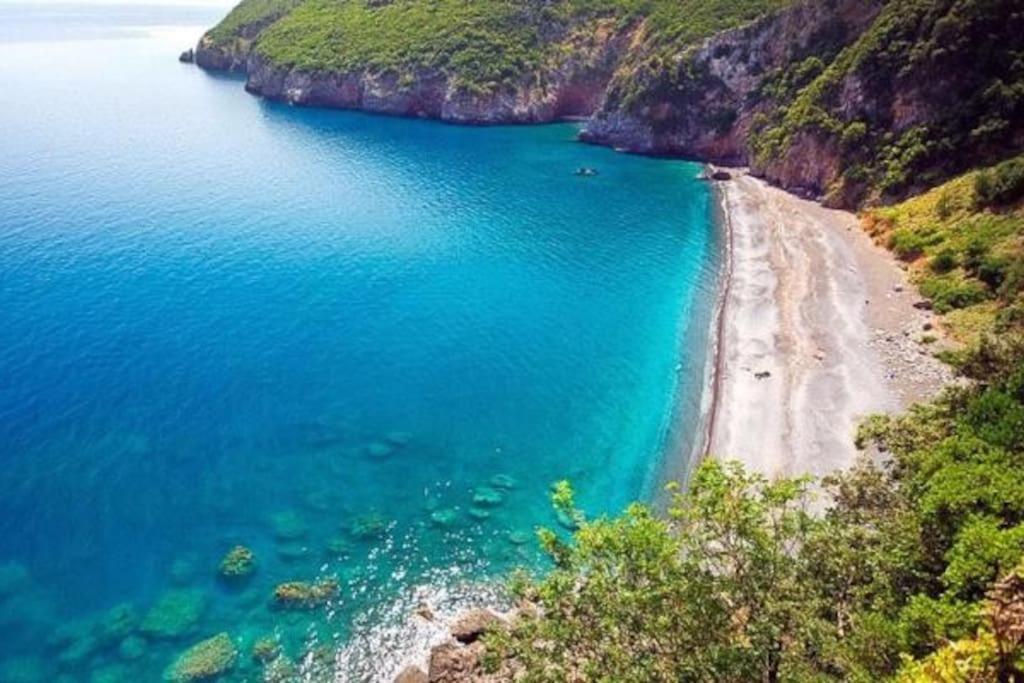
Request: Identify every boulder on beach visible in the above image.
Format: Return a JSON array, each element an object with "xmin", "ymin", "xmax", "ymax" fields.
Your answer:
[
  {"xmin": 164, "ymin": 632, "xmax": 238, "ymax": 682},
  {"xmin": 710, "ymin": 170, "xmax": 732, "ymax": 181}
]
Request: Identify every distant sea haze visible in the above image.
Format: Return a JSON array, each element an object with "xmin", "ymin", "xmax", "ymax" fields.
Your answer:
[{"xmin": 0, "ymin": 4, "xmax": 721, "ymax": 680}]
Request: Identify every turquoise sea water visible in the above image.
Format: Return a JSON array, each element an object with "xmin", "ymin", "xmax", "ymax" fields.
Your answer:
[{"xmin": 0, "ymin": 5, "xmax": 721, "ymax": 681}]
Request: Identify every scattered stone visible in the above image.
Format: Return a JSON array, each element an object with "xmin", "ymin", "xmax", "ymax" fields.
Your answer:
[
  {"xmin": 489, "ymin": 474, "xmax": 517, "ymax": 490},
  {"xmin": 271, "ymin": 579, "xmax": 339, "ymax": 610},
  {"xmin": 913, "ymin": 299, "xmax": 934, "ymax": 310},
  {"xmin": 893, "ymin": 283, "xmax": 904, "ymax": 292},
  {"xmin": 394, "ymin": 665, "xmax": 428, "ymax": 683},
  {"xmin": 118, "ymin": 635, "xmax": 147, "ymax": 661},
  {"xmin": 164, "ymin": 632, "xmax": 238, "ymax": 682},
  {"xmin": 450, "ymin": 609, "xmax": 500, "ymax": 644},
  {"xmin": 415, "ymin": 602, "xmax": 435, "ymax": 622},
  {"xmin": 471, "ymin": 486, "xmax": 503, "ymax": 507},
  {"xmin": 754, "ymin": 370, "xmax": 771, "ymax": 380},
  {"xmin": 923, "ymin": 321, "xmax": 934, "ymax": 331},
  {"xmin": 218, "ymin": 545, "xmax": 256, "ymax": 582},
  {"xmin": 140, "ymin": 590, "xmax": 205, "ymax": 640},
  {"xmin": 178, "ymin": 49, "xmax": 194, "ymax": 64},
  {"xmin": 270, "ymin": 511, "xmax": 308, "ymax": 541}
]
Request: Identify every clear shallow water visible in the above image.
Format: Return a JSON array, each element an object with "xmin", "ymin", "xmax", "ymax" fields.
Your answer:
[{"xmin": 0, "ymin": 6, "xmax": 720, "ymax": 682}]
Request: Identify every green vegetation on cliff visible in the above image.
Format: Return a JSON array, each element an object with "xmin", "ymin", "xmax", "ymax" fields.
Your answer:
[
  {"xmin": 750, "ymin": 0, "xmax": 1024, "ymax": 204},
  {"xmin": 486, "ymin": 334, "xmax": 1024, "ymax": 681},
  {"xmin": 203, "ymin": 0, "xmax": 795, "ymax": 92},
  {"xmin": 865, "ymin": 155, "xmax": 1024, "ymax": 342}
]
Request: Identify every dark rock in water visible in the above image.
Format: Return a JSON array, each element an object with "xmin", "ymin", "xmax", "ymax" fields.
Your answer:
[
  {"xmin": 178, "ymin": 48, "xmax": 194, "ymax": 64},
  {"xmin": 394, "ymin": 665, "xmax": 428, "ymax": 683},
  {"xmin": 710, "ymin": 170, "xmax": 732, "ymax": 181},
  {"xmin": 574, "ymin": 167, "xmax": 599, "ymax": 177},
  {"xmin": 450, "ymin": 609, "xmax": 500, "ymax": 644}
]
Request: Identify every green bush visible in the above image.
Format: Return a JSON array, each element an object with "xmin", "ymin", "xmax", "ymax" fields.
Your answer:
[
  {"xmin": 974, "ymin": 158, "xmax": 1024, "ymax": 208},
  {"xmin": 930, "ymin": 248, "xmax": 958, "ymax": 274}
]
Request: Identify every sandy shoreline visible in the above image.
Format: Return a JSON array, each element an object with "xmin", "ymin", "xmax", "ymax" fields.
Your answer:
[{"xmin": 704, "ymin": 171, "xmax": 951, "ymax": 479}]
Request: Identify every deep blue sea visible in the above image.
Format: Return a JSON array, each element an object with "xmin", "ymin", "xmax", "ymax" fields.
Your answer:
[{"xmin": 0, "ymin": 4, "xmax": 720, "ymax": 681}]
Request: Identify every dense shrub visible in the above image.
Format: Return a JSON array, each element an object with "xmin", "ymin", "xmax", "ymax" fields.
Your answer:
[
  {"xmin": 488, "ymin": 337, "xmax": 1024, "ymax": 682},
  {"xmin": 975, "ymin": 157, "xmax": 1024, "ymax": 208}
]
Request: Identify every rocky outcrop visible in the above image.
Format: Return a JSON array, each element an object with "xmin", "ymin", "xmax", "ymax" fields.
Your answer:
[
  {"xmin": 580, "ymin": 0, "xmax": 882, "ymax": 163},
  {"xmin": 241, "ymin": 20, "xmax": 633, "ymax": 124}
]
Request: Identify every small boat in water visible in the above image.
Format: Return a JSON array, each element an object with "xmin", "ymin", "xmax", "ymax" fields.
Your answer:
[{"xmin": 574, "ymin": 167, "xmax": 599, "ymax": 177}]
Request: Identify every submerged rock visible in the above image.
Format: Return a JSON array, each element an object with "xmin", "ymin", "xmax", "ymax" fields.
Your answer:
[
  {"xmin": 140, "ymin": 590, "xmax": 205, "ymax": 640},
  {"xmin": 384, "ymin": 431, "xmax": 412, "ymax": 447},
  {"xmin": 218, "ymin": 545, "xmax": 256, "ymax": 581},
  {"xmin": 251, "ymin": 635, "xmax": 281, "ymax": 663},
  {"xmin": 276, "ymin": 542, "xmax": 310, "ymax": 562},
  {"xmin": 118, "ymin": 635, "xmax": 147, "ymax": 661},
  {"xmin": 471, "ymin": 486, "xmax": 503, "ymax": 507},
  {"xmin": 97, "ymin": 602, "xmax": 139, "ymax": 645},
  {"xmin": 271, "ymin": 579, "xmax": 339, "ymax": 610},
  {"xmin": 365, "ymin": 441, "xmax": 394, "ymax": 459},
  {"xmin": 323, "ymin": 535, "xmax": 351, "ymax": 556},
  {"xmin": 164, "ymin": 632, "xmax": 238, "ymax": 682},
  {"xmin": 507, "ymin": 530, "xmax": 530, "ymax": 546},
  {"xmin": 270, "ymin": 511, "xmax": 308, "ymax": 540},
  {"xmin": 349, "ymin": 512, "xmax": 389, "ymax": 540},
  {"xmin": 489, "ymin": 474, "xmax": 517, "ymax": 490},
  {"xmin": 430, "ymin": 508, "xmax": 459, "ymax": 528},
  {"xmin": 468, "ymin": 507, "xmax": 491, "ymax": 521},
  {"xmin": 0, "ymin": 562, "xmax": 30, "ymax": 599}
]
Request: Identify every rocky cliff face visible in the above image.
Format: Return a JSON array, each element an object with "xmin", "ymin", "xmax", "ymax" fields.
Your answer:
[
  {"xmin": 241, "ymin": 19, "xmax": 633, "ymax": 124},
  {"xmin": 580, "ymin": 0, "xmax": 883, "ymax": 167},
  {"xmin": 195, "ymin": 0, "xmax": 1024, "ymax": 207}
]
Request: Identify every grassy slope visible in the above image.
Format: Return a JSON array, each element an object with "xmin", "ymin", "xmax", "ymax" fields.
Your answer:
[
  {"xmin": 864, "ymin": 155, "xmax": 1024, "ymax": 344},
  {"xmin": 205, "ymin": 0, "xmax": 302, "ymax": 42}
]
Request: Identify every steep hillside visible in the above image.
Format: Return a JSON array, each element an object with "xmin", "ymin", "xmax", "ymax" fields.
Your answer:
[
  {"xmin": 194, "ymin": 0, "xmax": 796, "ymax": 122},
  {"xmin": 195, "ymin": 0, "xmax": 1024, "ymax": 199},
  {"xmin": 584, "ymin": 0, "xmax": 1024, "ymax": 206}
]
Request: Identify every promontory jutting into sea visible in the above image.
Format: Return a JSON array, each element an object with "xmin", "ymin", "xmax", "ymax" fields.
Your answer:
[{"xmin": 1, "ymin": 0, "xmax": 1022, "ymax": 680}]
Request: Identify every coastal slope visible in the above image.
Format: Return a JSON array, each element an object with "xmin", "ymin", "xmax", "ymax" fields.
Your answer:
[{"xmin": 708, "ymin": 172, "xmax": 950, "ymax": 477}]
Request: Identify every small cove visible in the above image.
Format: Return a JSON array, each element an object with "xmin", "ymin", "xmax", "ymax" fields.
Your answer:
[{"xmin": 0, "ymin": 7, "xmax": 722, "ymax": 680}]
